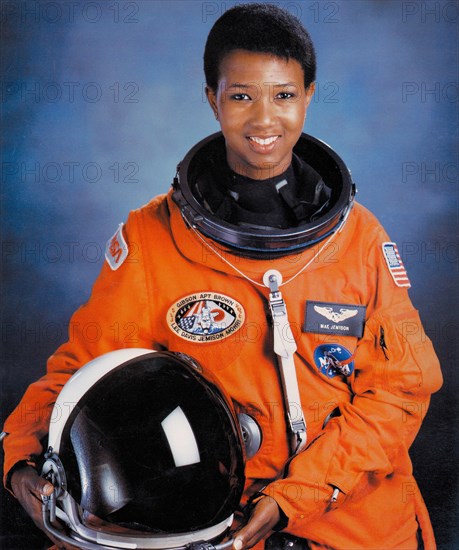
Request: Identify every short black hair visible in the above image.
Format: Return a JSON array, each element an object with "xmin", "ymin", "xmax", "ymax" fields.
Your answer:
[{"xmin": 204, "ymin": 3, "xmax": 316, "ymax": 91}]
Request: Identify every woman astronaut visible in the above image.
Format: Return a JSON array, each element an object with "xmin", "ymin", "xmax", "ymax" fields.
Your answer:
[{"xmin": 2, "ymin": 4, "xmax": 442, "ymax": 550}]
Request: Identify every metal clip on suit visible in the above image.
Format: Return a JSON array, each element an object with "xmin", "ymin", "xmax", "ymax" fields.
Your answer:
[{"xmin": 263, "ymin": 270, "xmax": 307, "ymax": 455}]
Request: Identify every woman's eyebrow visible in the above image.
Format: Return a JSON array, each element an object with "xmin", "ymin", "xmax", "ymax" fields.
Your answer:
[
  {"xmin": 226, "ymin": 82, "xmax": 253, "ymax": 90},
  {"xmin": 226, "ymin": 82, "xmax": 297, "ymax": 89},
  {"xmin": 272, "ymin": 82, "xmax": 298, "ymax": 87}
]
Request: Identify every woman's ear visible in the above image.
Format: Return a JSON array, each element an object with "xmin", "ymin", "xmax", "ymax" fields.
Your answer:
[
  {"xmin": 305, "ymin": 82, "xmax": 316, "ymax": 108},
  {"xmin": 205, "ymin": 86, "xmax": 219, "ymax": 120},
  {"xmin": 303, "ymin": 83, "xmax": 316, "ymax": 124}
]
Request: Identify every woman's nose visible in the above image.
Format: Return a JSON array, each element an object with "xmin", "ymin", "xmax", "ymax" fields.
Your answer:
[{"xmin": 249, "ymin": 96, "xmax": 276, "ymax": 128}]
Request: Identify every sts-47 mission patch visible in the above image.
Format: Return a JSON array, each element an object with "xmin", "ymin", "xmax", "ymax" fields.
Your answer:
[
  {"xmin": 382, "ymin": 242, "xmax": 411, "ymax": 288},
  {"xmin": 167, "ymin": 292, "xmax": 245, "ymax": 343}
]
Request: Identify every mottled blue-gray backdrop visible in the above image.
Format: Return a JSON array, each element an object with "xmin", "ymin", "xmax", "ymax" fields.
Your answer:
[{"xmin": 1, "ymin": 0, "xmax": 458, "ymax": 547}]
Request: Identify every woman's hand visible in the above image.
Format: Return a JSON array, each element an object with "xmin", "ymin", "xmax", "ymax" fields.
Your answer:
[
  {"xmin": 10, "ymin": 464, "xmax": 80, "ymax": 550},
  {"xmin": 233, "ymin": 496, "xmax": 281, "ymax": 550}
]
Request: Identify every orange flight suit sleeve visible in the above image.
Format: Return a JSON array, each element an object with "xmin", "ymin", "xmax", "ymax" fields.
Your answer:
[
  {"xmin": 265, "ymin": 224, "xmax": 443, "ymax": 538},
  {"xmin": 2, "ymin": 210, "xmax": 154, "ymax": 486}
]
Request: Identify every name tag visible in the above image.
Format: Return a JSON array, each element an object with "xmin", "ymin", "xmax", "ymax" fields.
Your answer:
[{"xmin": 304, "ymin": 301, "xmax": 366, "ymax": 338}]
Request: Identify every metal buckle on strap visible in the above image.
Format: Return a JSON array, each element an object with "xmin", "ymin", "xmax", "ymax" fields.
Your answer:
[
  {"xmin": 270, "ymin": 298, "xmax": 286, "ymax": 317},
  {"xmin": 291, "ymin": 419, "xmax": 306, "ymax": 434}
]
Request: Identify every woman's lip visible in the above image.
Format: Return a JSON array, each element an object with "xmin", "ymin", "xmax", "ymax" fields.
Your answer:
[{"xmin": 246, "ymin": 135, "xmax": 280, "ymax": 154}]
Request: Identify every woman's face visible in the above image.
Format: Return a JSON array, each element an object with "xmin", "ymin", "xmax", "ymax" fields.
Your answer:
[{"xmin": 206, "ymin": 49, "xmax": 315, "ymax": 180}]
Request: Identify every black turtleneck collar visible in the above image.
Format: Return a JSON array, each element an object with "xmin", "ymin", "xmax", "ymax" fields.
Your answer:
[{"xmin": 194, "ymin": 149, "xmax": 332, "ymax": 230}]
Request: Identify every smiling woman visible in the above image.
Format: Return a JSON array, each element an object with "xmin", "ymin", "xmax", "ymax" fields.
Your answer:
[
  {"xmin": 1, "ymin": 2, "xmax": 452, "ymax": 550},
  {"xmin": 206, "ymin": 51, "xmax": 315, "ymax": 180}
]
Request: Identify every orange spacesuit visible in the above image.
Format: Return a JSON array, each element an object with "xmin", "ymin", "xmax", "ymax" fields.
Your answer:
[{"xmin": 3, "ymin": 178, "xmax": 442, "ymax": 548}]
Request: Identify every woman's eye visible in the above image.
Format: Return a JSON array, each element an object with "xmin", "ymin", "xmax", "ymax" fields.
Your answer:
[
  {"xmin": 231, "ymin": 93, "xmax": 251, "ymax": 101},
  {"xmin": 276, "ymin": 92, "xmax": 295, "ymax": 100}
]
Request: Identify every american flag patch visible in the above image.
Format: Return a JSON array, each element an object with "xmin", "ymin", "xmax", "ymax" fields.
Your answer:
[{"xmin": 382, "ymin": 242, "xmax": 411, "ymax": 288}]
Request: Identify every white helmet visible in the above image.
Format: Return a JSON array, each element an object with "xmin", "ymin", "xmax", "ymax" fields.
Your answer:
[{"xmin": 41, "ymin": 349, "xmax": 246, "ymax": 550}]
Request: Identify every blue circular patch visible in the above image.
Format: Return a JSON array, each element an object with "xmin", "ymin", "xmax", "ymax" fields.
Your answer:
[{"xmin": 313, "ymin": 344, "xmax": 354, "ymax": 378}]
